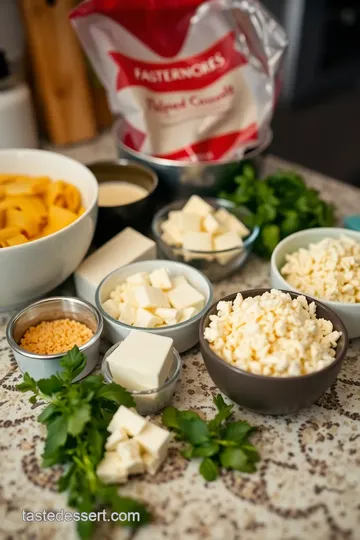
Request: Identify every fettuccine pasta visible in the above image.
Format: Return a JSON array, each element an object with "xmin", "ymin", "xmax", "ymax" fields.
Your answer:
[{"xmin": 0, "ymin": 174, "xmax": 84, "ymax": 248}]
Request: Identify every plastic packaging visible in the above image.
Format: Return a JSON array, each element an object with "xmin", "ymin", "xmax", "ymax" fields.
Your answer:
[{"xmin": 71, "ymin": 0, "xmax": 286, "ymax": 162}]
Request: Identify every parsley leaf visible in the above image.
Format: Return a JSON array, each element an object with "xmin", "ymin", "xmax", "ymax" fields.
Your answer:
[
  {"xmin": 68, "ymin": 403, "xmax": 91, "ymax": 437},
  {"xmin": 199, "ymin": 458, "xmax": 218, "ymax": 481}
]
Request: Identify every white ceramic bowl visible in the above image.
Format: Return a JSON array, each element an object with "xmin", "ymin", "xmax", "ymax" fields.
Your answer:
[
  {"xmin": 0, "ymin": 149, "xmax": 98, "ymax": 311},
  {"xmin": 271, "ymin": 228, "xmax": 360, "ymax": 339},
  {"xmin": 96, "ymin": 260, "xmax": 213, "ymax": 353}
]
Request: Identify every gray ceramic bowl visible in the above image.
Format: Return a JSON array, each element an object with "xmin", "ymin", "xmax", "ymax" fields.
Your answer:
[{"xmin": 199, "ymin": 289, "xmax": 348, "ymax": 415}]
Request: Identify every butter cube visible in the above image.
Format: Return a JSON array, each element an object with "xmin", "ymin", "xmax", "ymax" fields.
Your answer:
[
  {"xmin": 183, "ymin": 232, "xmax": 212, "ymax": 252},
  {"xmin": 203, "ymin": 213, "xmax": 220, "ymax": 234},
  {"xmin": 97, "ymin": 452, "xmax": 128, "ymax": 484},
  {"xmin": 118, "ymin": 304, "xmax": 137, "ymax": 325},
  {"xmin": 107, "ymin": 406, "xmax": 147, "ymax": 435},
  {"xmin": 149, "ymin": 268, "xmax": 172, "ymax": 290},
  {"xmin": 143, "ymin": 452, "xmax": 165, "ymax": 475},
  {"xmin": 154, "ymin": 308, "xmax": 180, "ymax": 324},
  {"xmin": 134, "ymin": 285, "xmax": 170, "ymax": 309},
  {"xmin": 168, "ymin": 210, "xmax": 182, "ymax": 228},
  {"xmin": 126, "ymin": 272, "xmax": 149, "ymax": 286},
  {"xmin": 168, "ymin": 283, "xmax": 205, "ymax": 311},
  {"xmin": 116, "ymin": 439, "xmax": 144, "ymax": 475},
  {"xmin": 179, "ymin": 306, "xmax": 198, "ymax": 322},
  {"xmin": 214, "ymin": 232, "xmax": 243, "ymax": 265},
  {"xmin": 135, "ymin": 422, "xmax": 171, "ymax": 458},
  {"xmin": 102, "ymin": 299, "xmax": 120, "ymax": 319},
  {"xmin": 215, "ymin": 208, "xmax": 250, "ymax": 237},
  {"xmin": 135, "ymin": 308, "xmax": 162, "ymax": 328},
  {"xmin": 107, "ymin": 330, "xmax": 173, "ymax": 391},
  {"xmin": 161, "ymin": 221, "xmax": 183, "ymax": 246},
  {"xmin": 122, "ymin": 287, "xmax": 138, "ymax": 306},
  {"xmin": 172, "ymin": 275, "xmax": 188, "ymax": 288},
  {"xmin": 105, "ymin": 428, "xmax": 128, "ymax": 451},
  {"xmin": 180, "ymin": 212, "xmax": 201, "ymax": 233},
  {"xmin": 183, "ymin": 195, "xmax": 213, "ymax": 217}
]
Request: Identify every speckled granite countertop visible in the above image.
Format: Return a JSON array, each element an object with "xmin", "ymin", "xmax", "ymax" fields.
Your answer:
[{"xmin": 1, "ymin": 133, "xmax": 360, "ymax": 540}]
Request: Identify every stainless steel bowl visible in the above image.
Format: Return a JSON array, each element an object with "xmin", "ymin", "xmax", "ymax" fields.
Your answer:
[
  {"xmin": 114, "ymin": 118, "xmax": 272, "ymax": 198},
  {"xmin": 6, "ymin": 297, "xmax": 103, "ymax": 381}
]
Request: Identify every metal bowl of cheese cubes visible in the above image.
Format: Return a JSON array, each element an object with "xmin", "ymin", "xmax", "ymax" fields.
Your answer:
[
  {"xmin": 152, "ymin": 196, "xmax": 260, "ymax": 282},
  {"xmin": 199, "ymin": 288, "xmax": 348, "ymax": 415},
  {"xmin": 102, "ymin": 334, "xmax": 182, "ymax": 415},
  {"xmin": 96, "ymin": 259, "xmax": 213, "ymax": 353}
]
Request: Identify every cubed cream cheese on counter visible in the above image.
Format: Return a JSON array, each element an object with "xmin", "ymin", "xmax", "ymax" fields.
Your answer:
[
  {"xmin": 74, "ymin": 228, "xmax": 156, "ymax": 304},
  {"xmin": 97, "ymin": 452, "xmax": 128, "ymax": 484},
  {"xmin": 102, "ymin": 268, "xmax": 204, "ymax": 328},
  {"xmin": 116, "ymin": 439, "xmax": 144, "ymax": 475},
  {"xmin": 107, "ymin": 330, "xmax": 173, "ymax": 391},
  {"xmin": 149, "ymin": 268, "xmax": 172, "ymax": 290},
  {"xmin": 105, "ymin": 428, "xmax": 128, "ymax": 450},
  {"xmin": 100, "ymin": 406, "xmax": 172, "ymax": 482},
  {"xmin": 108, "ymin": 406, "xmax": 147, "ymax": 435},
  {"xmin": 183, "ymin": 195, "xmax": 213, "ymax": 217},
  {"xmin": 168, "ymin": 283, "xmax": 205, "ymax": 311}
]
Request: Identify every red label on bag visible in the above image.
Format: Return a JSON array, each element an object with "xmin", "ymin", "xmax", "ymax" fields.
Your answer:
[{"xmin": 109, "ymin": 33, "xmax": 247, "ymax": 92}]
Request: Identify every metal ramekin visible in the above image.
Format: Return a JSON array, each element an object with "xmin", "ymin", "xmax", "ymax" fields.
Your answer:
[{"xmin": 6, "ymin": 297, "xmax": 103, "ymax": 381}]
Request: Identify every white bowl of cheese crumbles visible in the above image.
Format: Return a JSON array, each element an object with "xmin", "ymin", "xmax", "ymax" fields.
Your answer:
[
  {"xmin": 271, "ymin": 228, "xmax": 360, "ymax": 339},
  {"xmin": 96, "ymin": 260, "xmax": 213, "ymax": 353}
]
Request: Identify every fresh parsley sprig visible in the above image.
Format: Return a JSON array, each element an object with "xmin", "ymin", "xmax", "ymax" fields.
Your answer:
[
  {"xmin": 162, "ymin": 395, "xmax": 259, "ymax": 481},
  {"xmin": 17, "ymin": 346, "xmax": 150, "ymax": 539}
]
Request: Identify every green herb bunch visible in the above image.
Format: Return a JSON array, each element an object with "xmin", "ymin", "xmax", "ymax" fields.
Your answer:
[
  {"xmin": 220, "ymin": 165, "xmax": 335, "ymax": 258},
  {"xmin": 162, "ymin": 395, "xmax": 259, "ymax": 481},
  {"xmin": 17, "ymin": 346, "xmax": 150, "ymax": 539}
]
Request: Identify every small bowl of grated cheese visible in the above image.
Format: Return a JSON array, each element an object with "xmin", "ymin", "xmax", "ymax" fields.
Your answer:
[
  {"xmin": 199, "ymin": 288, "xmax": 348, "ymax": 415},
  {"xmin": 271, "ymin": 228, "xmax": 360, "ymax": 339}
]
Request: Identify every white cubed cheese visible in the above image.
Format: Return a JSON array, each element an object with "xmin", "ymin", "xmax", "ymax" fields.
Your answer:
[
  {"xmin": 107, "ymin": 330, "xmax": 174, "ymax": 391},
  {"xmin": 180, "ymin": 212, "xmax": 201, "ymax": 233},
  {"xmin": 154, "ymin": 307, "xmax": 180, "ymax": 324},
  {"xmin": 122, "ymin": 287, "xmax": 138, "ymax": 306},
  {"xmin": 142, "ymin": 452, "xmax": 165, "ymax": 475},
  {"xmin": 102, "ymin": 299, "xmax": 120, "ymax": 319},
  {"xmin": 135, "ymin": 422, "xmax": 171, "ymax": 458},
  {"xmin": 214, "ymin": 232, "xmax": 243, "ymax": 264},
  {"xmin": 133, "ymin": 285, "xmax": 170, "ymax": 309},
  {"xmin": 203, "ymin": 213, "xmax": 220, "ymax": 234},
  {"xmin": 74, "ymin": 228, "xmax": 156, "ymax": 305},
  {"xmin": 97, "ymin": 452, "xmax": 128, "ymax": 484},
  {"xmin": 215, "ymin": 208, "xmax": 250, "ymax": 237},
  {"xmin": 168, "ymin": 210, "xmax": 182, "ymax": 228},
  {"xmin": 168, "ymin": 283, "xmax": 205, "ymax": 311},
  {"xmin": 107, "ymin": 406, "xmax": 147, "ymax": 435},
  {"xmin": 126, "ymin": 272, "xmax": 150, "ymax": 286},
  {"xmin": 105, "ymin": 428, "xmax": 128, "ymax": 451},
  {"xmin": 179, "ymin": 306, "xmax": 199, "ymax": 322},
  {"xmin": 161, "ymin": 221, "xmax": 183, "ymax": 246},
  {"xmin": 118, "ymin": 304, "xmax": 137, "ymax": 325},
  {"xmin": 172, "ymin": 275, "xmax": 188, "ymax": 288},
  {"xmin": 183, "ymin": 195, "xmax": 213, "ymax": 217},
  {"xmin": 116, "ymin": 439, "xmax": 144, "ymax": 475},
  {"xmin": 183, "ymin": 232, "xmax": 212, "ymax": 252},
  {"xmin": 135, "ymin": 308, "xmax": 163, "ymax": 328},
  {"xmin": 149, "ymin": 268, "xmax": 172, "ymax": 290}
]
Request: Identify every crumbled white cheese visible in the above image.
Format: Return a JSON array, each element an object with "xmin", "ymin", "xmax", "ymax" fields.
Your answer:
[
  {"xmin": 204, "ymin": 289, "xmax": 341, "ymax": 377},
  {"xmin": 281, "ymin": 235, "xmax": 360, "ymax": 303}
]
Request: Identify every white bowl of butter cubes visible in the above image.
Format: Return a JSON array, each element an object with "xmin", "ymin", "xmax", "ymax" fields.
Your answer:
[
  {"xmin": 152, "ymin": 195, "xmax": 260, "ymax": 281},
  {"xmin": 96, "ymin": 259, "xmax": 213, "ymax": 352}
]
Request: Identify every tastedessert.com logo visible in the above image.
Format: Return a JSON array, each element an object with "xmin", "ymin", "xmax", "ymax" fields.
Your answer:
[{"xmin": 22, "ymin": 509, "xmax": 141, "ymax": 523}]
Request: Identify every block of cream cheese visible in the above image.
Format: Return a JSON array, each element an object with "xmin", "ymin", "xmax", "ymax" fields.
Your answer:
[
  {"xmin": 107, "ymin": 330, "xmax": 173, "ymax": 391},
  {"xmin": 108, "ymin": 405, "xmax": 147, "ymax": 435},
  {"xmin": 74, "ymin": 228, "xmax": 156, "ymax": 304}
]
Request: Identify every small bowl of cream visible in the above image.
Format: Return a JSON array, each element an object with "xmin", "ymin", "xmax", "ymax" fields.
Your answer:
[{"xmin": 89, "ymin": 159, "xmax": 158, "ymax": 245}]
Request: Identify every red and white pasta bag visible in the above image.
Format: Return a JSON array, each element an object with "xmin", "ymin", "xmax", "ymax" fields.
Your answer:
[{"xmin": 71, "ymin": 0, "xmax": 286, "ymax": 162}]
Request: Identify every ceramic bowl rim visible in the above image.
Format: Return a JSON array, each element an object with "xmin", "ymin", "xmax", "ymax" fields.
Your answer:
[
  {"xmin": 271, "ymin": 228, "xmax": 360, "ymax": 309},
  {"xmin": 6, "ymin": 296, "xmax": 104, "ymax": 360},
  {"xmin": 199, "ymin": 288, "xmax": 349, "ymax": 382},
  {"xmin": 96, "ymin": 259, "xmax": 214, "ymax": 332}
]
